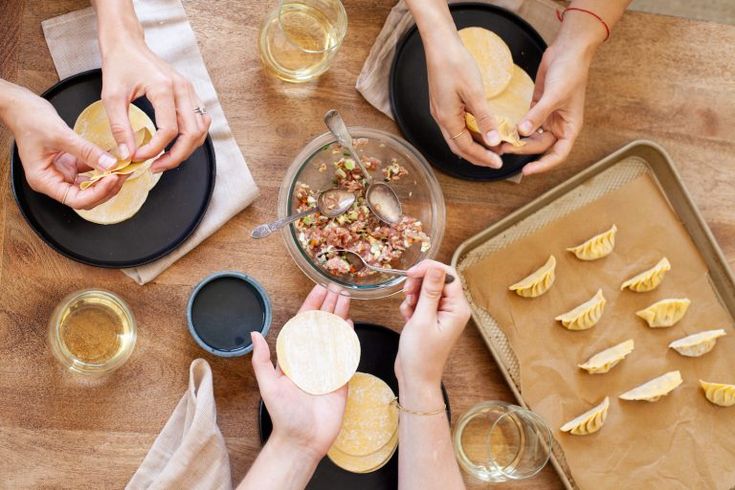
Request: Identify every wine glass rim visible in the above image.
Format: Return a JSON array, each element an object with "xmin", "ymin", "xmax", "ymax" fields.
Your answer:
[
  {"xmin": 487, "ymin": 405, "xmax": 552, "ymax": 480},
  {"xmin": 277, "ymin": 0, "xmax": 348, "ymax": 54}
]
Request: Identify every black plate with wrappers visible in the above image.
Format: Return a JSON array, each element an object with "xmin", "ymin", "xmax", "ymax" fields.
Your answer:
[
  {"xmin": 10, "ymin": 69, "xmax": 216, "ymax": 268},
  {"xmin": 389, "ymin": 2, "xmax": 547, "ymax": 180},
  {"xmin": 258, "ymin": 323, "xmax": 450, "ymax": 490}
]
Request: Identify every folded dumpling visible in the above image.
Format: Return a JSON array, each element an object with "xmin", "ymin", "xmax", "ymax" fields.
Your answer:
[
  {"xmin": 560, "ymin": 397, "xmax": 610, "ymax": 435},
  {"xmin": 669, "ymin": 329, "xmax": 727, "ymax": 357},
  {"xmin": 700, "ymin": 380, "xmax": 735, "ymax": 407},
  {"xmin": 555, "ymin": 289, "xmax": 606, "ymax": 331},
  {"xmin": 567, "ymin": 225, "xmax": 617, "ymax": 261},
  {"xmin": 619, "ymin": 371, "xmax": 682, "ymax": 402},
  {"xmin": 509, "ymin": 255, "xmax": 556, "ymax": 298},
  {"xmin": 620, "ymin": 257, "xmax": 671, "ymax": 292},
  {"xmin": 578, "ymin": 339, "xmax": 635, "ymax": 374},
  {"xmin": 636, "ymin": 298, "xmax": 691, "ymax": 328}
]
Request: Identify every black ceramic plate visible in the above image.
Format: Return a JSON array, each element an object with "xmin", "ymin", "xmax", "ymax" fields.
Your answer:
[
  {"xmin": 10, "ymin": 69, "xmax": 216, "ymax": 268},
  {"xmin": 259, "ymin": 323, "xmax": 450, "ymax": 490},
  {"xmin": 390, "ymin": 2, "xmax": 547, "ymax": 181}
]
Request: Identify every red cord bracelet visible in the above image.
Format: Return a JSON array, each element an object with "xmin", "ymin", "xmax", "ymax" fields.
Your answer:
[{"xmin": 556, "ymin": 7, "xmax": 610, "ymax": 42}]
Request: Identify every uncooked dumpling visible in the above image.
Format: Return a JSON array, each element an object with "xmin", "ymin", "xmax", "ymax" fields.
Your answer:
[
  {"xmin": 75, "ymin": 170, "xmax": 156, "ymax": 225},
  {"xmin": 669, "ymin": 329, "xmax": 726, "ymax": 357},
  {"xmin": 508, "ymin": 255, "xmax": 556, "ymax": 298},
  {"xmin": 465, "ymin": 64, "xmax": 534, "ymax": 146},
  {"xmin": 567, "ymin": 225, "xmax": 617, "ymax": 261},
  {"xmin": 636, "ymin": 298, "xmax": 691, "ymax": 328},
  {"xmin": 578, "ymin": 339, "xmax": 634, "ymax": 374},
  {"xmin": 699, "ymin": 380, "xmax": 735, "ymax": 407},
  {"xmin": 620, "ymin": 257, "xmax": 671, "ymax": 292},
  {"xmin": 560, "ymin": 397, "xmax": 610, "ymax": 435},
  {"xmin": 619, "ymin": 371, "xmax": 682, "ymax": 402},
  {"xmin": 555, "ymin": 289, "xmax": 606, "ymax": 331}
]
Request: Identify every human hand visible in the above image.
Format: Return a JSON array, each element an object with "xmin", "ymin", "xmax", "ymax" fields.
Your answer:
[
  {"xmin": 396, "ymin": 260, "xmax": 471, "ymax": 394},
  {"xmin": 251, "ymin": 285, "xmax": 352, "ymax": 461},
  {"xmin": 425, "ymin": 35, "xmax": 504, "ymax": 169},
  {"xmin": 99, "ymin": 31, "xmax": 211, "ymax": 172},
  {"xmin": 5, "ymin": 85, "xmax": 125, "ymax": 209},
  {"xmin": 500, "ymin": 41, "xmax": 593, "ymax": 175}
]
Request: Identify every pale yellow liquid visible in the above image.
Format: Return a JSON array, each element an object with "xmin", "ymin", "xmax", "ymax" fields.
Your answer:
[
  {"xmin": 55, "ymin": 292, "xmax": 135, "ymax": 369},
  {"xmin": 259, "ymin": 3, "xmax": 343, "ymax": 83}
]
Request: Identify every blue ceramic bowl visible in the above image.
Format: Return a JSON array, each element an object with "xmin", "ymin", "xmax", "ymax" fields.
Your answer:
[{"xmin": 186, "ymin": 271, "xmax": 272, "ymax": 357}]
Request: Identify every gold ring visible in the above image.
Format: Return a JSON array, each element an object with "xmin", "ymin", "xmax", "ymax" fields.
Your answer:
[
  {"xmin": 450, "ymin": 129, "xmax": 467, "ymax": 140},
  {"xmin": 61, "ymin": 186, "xmax": 71, "ymax": 206}
]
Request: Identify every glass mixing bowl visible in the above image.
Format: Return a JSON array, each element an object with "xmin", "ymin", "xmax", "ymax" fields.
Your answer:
[{"xmin": 279, "ymin": 127, "xmax": 446, "ymax": 300}]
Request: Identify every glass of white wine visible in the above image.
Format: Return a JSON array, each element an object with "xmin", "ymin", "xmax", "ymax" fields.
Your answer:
[
  {"xmin": 259, "ymin": 0, "xmax": 348, "ymax": 83},
  {"xmin": 453, "ymin": 401, "xmax": 552, "ymax": 482},
  {"xmin": 48, "ymin": 289, "xmax": 137, "ymax": 376}
]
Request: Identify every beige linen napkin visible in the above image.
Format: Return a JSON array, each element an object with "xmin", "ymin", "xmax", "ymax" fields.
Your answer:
[
  {"xmin": 357, "ymin": 0, "xmax": 563, "ymax": 183},
  {"xmin": 127, "ymin": 359, "xmax": 231, "ymax": 490},
  {"xmin": 42, "ymin": 0, "xmax": 259, "ymax": 285}
]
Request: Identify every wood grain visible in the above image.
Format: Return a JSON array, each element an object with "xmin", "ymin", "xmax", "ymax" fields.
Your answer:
[{"xmin": 1, "ymin": 1, "xmax": 734, "ymax": 488}]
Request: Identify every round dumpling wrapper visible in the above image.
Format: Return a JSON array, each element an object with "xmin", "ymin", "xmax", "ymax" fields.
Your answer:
[
  {"xmin": 75, "ymin": 170, "xmax": 155, "ymax": 225},
  {"xmin": 458, "ymin": 27, "xmax": 513, "ymax": 98},
  {"xmin": 276, "ymin": 310, "xmax": 360, "ymax": 395}
]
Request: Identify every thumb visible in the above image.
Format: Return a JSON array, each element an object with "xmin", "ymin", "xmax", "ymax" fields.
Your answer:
[
  {"xmin": 413, "ymin": 266, "xmax": 447, "ymax": 321},
  {"xmin": 251, "ymin": 332, "xmax": 276, "ymax": 394},
  {"xmin": 62, "ymin": 130, "xmax": 118, "ymax": 171},
  {"xmin": 517, "ymin": 93, "xmax": 557, "ymax": 137},
  {"xmin": 102, "ymin": 93, "xmax": 136, "ymax": 161},
  {"xmin": 464, "ymin": 91, "xmax": 501, "ymax": 147}
]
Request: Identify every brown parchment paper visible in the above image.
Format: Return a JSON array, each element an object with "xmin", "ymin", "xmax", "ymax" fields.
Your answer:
[{"xmin": 463, "ymin": 173, "xmax": 735, "ymax": 490}]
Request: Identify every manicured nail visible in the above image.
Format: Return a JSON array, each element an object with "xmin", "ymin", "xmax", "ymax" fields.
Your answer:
[
  {"xmin": 98, "ymin": 153, "xmax": 117, "ymax": 170},
  {"xmin": 117, "ymin": 144, "xmax": 129, "ymax": 160},
  {"xmin": 485, "ymin": 130, "xmax": 501, "ymax": 147},
  {"xmin": 519, "ymin": 120, "xmax": 533, "ymax": 135}
]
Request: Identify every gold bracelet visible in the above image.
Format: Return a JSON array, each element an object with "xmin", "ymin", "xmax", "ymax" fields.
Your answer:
[{"xmin": 391, "ymin": 397, "xmax": 446, "ymax": 416}]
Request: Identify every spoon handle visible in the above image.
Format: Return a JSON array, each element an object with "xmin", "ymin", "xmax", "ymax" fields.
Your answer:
[
  {"xmin": 251, "ymin": 208, "xmax": 316, "ymax": 239},
  {"xmin": 324, "ymin": 109, "xmax": 373, "ymax": 184},
  {"xmin": 368, "ymin": 265, "xmax": 455, "ymax": 284}
]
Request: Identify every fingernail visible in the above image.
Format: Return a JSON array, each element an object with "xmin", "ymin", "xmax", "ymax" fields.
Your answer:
[
  {"xmin": 98, "ymin": 154, "xmax": 117, "ymax": 170},
  {"xmin": 485, "ymin": 130, "xmax": 501, "ymax": 146},
  {"xmin": 487, "ymin": 152, "xmax": 503, "ymax": 169},
  {"xmin": 519, "ymin": 121, "xmax": 533, "ymax": 135},
  {"xmin": 117, "ymin": 144, "xmax": 129, "ymax": 160}
]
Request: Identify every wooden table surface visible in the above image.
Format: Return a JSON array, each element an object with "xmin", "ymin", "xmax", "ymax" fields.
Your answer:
[{"xmin": 2, "ymin": 1, "xmax": 734, "ymax": 488}]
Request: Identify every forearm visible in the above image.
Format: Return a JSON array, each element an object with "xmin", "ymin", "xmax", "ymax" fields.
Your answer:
[
  {"xmin": 404, "ymin": 0, "xmax": 458, "ymax": 54},
  {"xmin": 90, "ymin": 0, "xmax": 145, "ymax": 53},
  {"xmin": 397, "ymin": 383, "xmax": 465, "ymax": 490},
  {"xmin": 0, "ymin": 80, "xmax": 30, "ymax": 131},
  {"xmin": 238, "ymin": 435, "xmax": 321, "ymax": 490}
]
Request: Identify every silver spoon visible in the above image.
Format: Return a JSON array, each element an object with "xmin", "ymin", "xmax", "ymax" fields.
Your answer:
[
  {"xmin": 323, "ymin": 109, "xmax": 403, "ymax": 225},
  {"xmin": 250, "ymin": 189, "xmax": 356, "ymax": 239},
  {"xmin": 322, "ymin": 249, "xmax": 455, "ymax": 283}
]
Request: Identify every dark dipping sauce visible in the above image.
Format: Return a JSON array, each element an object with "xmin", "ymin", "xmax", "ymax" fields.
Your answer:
[{"xmin": 190, "ymin": 277, "xmax": 266, "ymax": 352}]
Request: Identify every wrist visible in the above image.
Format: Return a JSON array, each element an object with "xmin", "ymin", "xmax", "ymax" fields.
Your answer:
[
  {"xmin": 408, "ymin": 1, "xmax": 458, "ymax": 51},
  {"xmin": 0, "ymin": 81, "xmax": 28, "ymax": 130},
  {"xmin": 268, "ymin": 432, "xmax": 324, "ymax": 468},
  {"xmin": 555, "ymin": 11, "xmax": 606, "ymax": 63},
  {"xmin": 94, "ymin": 0, "xmax": 145, "ymax": 53},
  {"xmin": 398, "ymin": 379, "xmax": 444, "ymax": 408}
]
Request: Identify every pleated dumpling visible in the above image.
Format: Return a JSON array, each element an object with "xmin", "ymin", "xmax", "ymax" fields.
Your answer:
[
  {"xmin": 636, "ymin": 298, "xmax": 691, "ymax": 328},
  {"xmin": 555, "ymin": 289, "xmax": 606, "ymax": 331},
  {"xmin": 620, "ymin": 257, "xmax": 671, "ymax": 292},
  {"xmin": 669, "ymin": 329, "xmax": 727, "ymax": 357},
  {"xmin": 578, "ymin": 339, "xmax": 635, "ymax": 374},
  {"xmin": 619, "ymin": 371, "xmax": 682, "ymax": 402},
  {"xmin": 567, "ymin": 225, "xmax": 617, "ymax": 261},
  {"xmin": 560, "ymin": 397, "xmax": 610, "ymax": 435},
  {"xmin": 700, "ymin": 380, "xmax": 735, "ymax": 407},
  {"xmin": 509, "ymin": 255, "xmax": 556, "ymax": 298}
]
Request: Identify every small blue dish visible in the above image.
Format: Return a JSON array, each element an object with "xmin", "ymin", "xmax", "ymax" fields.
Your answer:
[{"xmin": 187, "ymin": 271, "xmax": 272, "ymax": 357}]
